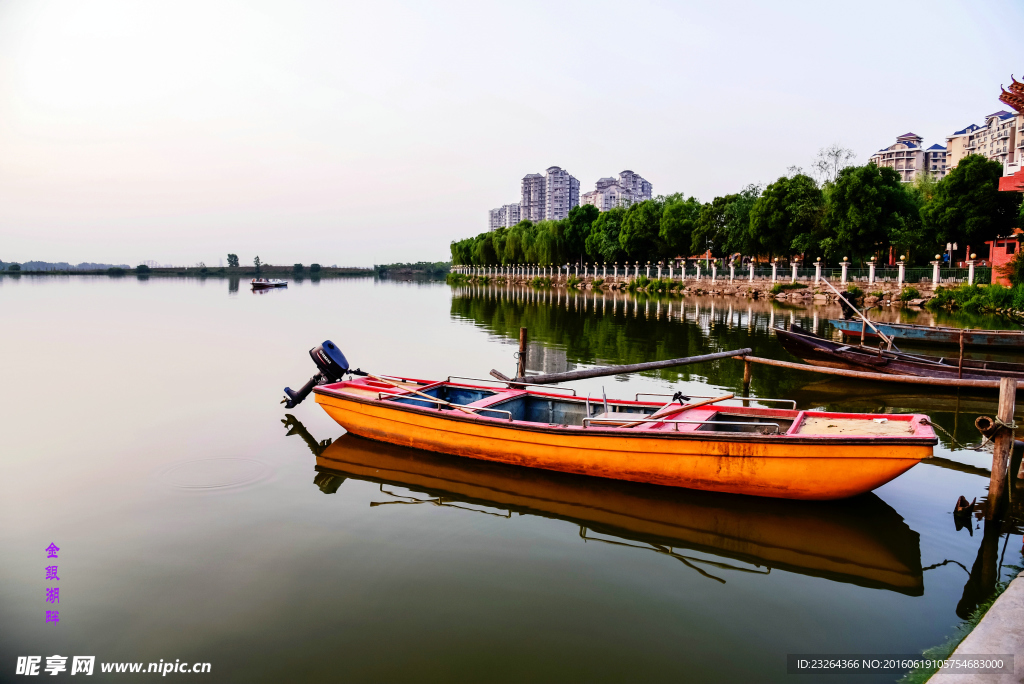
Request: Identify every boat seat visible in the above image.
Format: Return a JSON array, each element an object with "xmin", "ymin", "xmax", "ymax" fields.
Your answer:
[{"xmin": 588, "ymin": 412, "xmax": 633, "ymax": 426}]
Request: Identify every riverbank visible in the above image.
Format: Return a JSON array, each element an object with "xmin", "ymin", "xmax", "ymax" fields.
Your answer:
[{"xmin": 447, "ymin": 271, "xmax": 929, "ymax": 307}]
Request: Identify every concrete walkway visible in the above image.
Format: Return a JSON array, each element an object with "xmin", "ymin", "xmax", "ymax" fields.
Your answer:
[{"xmin": 931, "ymin": 571, "xmax": 1024, "ymax": 683}]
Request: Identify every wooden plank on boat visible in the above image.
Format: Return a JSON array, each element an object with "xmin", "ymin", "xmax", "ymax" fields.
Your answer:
[
  {"xmin": 739, "ymin": 355, "xmax": 1011, "ymax": 390},
  {"xmin": 508, "ymin": 348, "xmax": 753, "ymax": 385}
]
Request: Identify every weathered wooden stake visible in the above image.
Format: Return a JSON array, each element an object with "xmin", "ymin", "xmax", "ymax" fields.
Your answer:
[
  {"xmin": 743, "ymin": 359, "xmax": 752, "ymax": 394},
  {"xmin": 986, "ymin": 376, "xmax": 1016, "ymax": 520},
  {"xmin": 958, "ymin": 329, "xmax": 965, "ymax": 380},
  {"xmin": 517, "ymin": 327, "xmax": 528, "ymax": 379}
]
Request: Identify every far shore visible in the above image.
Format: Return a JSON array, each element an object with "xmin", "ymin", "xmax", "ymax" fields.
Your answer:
[{"xmin": 0, "ymin": 265, "xmax": 373, "ymax": 278}]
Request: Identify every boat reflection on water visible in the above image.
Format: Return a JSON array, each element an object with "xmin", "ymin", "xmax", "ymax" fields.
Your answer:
[{"xmin": 285, "ymin": 417, "xmax": 924, "ymax": 595}]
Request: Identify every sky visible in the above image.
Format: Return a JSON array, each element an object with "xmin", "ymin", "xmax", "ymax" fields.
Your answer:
[{"xmin": 0, "ymin": 0, "xmax": 1022, "ymax": 267}]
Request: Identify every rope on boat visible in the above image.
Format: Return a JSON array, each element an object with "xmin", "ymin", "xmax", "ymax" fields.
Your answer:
[{"xmin": 920, "ymin": 418, "xmax": 991, "ymax": 452}]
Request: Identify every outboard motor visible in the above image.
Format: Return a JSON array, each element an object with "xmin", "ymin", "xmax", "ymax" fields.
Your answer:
[{"xmin": 283, "ymin": 340, "xmax": 350, "ymax": 408}]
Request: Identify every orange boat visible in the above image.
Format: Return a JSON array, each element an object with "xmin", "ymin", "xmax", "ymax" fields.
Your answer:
[{"xmin": 311, "ymin": 374, "xmax": 936, "ymax": 501}]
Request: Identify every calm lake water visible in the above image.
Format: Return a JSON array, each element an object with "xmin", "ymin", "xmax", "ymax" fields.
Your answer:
[{"xmin": 2, "ymin": 275, "xmax": 1022, "ymax": 683}]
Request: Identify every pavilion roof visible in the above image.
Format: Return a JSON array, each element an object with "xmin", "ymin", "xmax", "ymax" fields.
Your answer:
[{"xmin": 1000, "ymin": 86, "xmax": 1024, "ymax": 114}]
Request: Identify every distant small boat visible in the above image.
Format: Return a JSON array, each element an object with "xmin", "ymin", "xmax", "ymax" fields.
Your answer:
[
  {"xmin": 251, "ymin": 278, "xmax": 288, "ymax": 290},
  {"xmin": 777, "ymin": 325, "xmax": 1024, "ymax": 380},
  {"xmin": 829, "ymin": 319, "xmax": 1024, "ymax": 349}
]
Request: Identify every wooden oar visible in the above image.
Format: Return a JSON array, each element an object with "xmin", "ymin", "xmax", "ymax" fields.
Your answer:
[
  {"xmin": 615, "ymin": 393, "xmax": 735, "ymax": 429},
  {"xmin": 367, "ymin": 374, "xmax": 479, "ymax": 416}
]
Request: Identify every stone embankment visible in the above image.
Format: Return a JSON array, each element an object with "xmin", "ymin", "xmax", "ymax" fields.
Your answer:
[
  {"xmin": 455, "ymin": 274, "xmax": 935, "ymax": 307},
  {"xmin": 929, "ymin": 571, "xmax": 1024, "ymax": 684}
]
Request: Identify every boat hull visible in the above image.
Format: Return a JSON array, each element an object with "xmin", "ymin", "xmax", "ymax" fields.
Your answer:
[
  {"xmin": 777, "ymin": 326, "xmax": 1024, "ymax": 380},
  {"xmin": 830, "ymin": 319, "xmax": 1024, "ymax": 349},
  {"xmin": 314, "ymin": 390, "xmax": 932, "ymax": 501}
]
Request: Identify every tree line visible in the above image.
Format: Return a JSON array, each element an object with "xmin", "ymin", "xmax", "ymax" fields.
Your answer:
[{"xmin": 451, "ymin": 154, "xmax": 1023, "ymax": 267}]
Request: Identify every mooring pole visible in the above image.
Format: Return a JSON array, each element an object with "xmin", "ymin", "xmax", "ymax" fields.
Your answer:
[
  {"xmin": 958, "ymin": 329, "xmax": 965, "ymax": 380},
  {"xmin": 517, "ymin": 327, "xmax": 528, "ymax": 379},
  {"xmin": 987, "ymin": 376, "xmax": 1016, "ymax": 520},
  {"xmin": 743, "ymin": 359, "xmax": 752, "ymax": 395}
]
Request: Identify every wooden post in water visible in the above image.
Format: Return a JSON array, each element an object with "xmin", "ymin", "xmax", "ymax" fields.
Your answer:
[
  {"xmin": 987, "ymin": 376, "xmax": 1016, "ymax": 520},
  {"xmin": 517, "ymin": 327, "xmax": 528, "ymax": 379},
  {"xmin": 742, "ymin": 359, "xmax": 752, "ymax": 395},
  {"xmin": 958, "ymin": 329, "xmax": 965, "ymax": 380}
]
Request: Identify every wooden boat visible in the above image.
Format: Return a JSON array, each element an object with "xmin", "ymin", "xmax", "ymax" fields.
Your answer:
[
  {"xmin": 777, "ymin": 325, "xmax": 1024, "ymax": 380},
  {"xmin": 312, "ymin": 376, "xmax": 936, "ymax": 500},
  {"xmin": 830, "ymin": 318, "xmax": 1024, "ymax": 349},
  {"xmin": 251, "ymin": 278, "xmax": 288, "ymax": 290},
  {"xmin": 310, "ymin": 433, "xmax": 924, "ymax": 594}
]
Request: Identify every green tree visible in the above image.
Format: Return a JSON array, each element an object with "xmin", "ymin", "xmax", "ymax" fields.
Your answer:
[
  {"xmin": 618, "ymin": 199, "xmax": 664, "ymax": 262},
  {"xmin": 253, "ymin": 256, "xmax": 262, "ymax": 274},
  {"xmin": 586, "ymin": 207, "xmax": 626, "ymax": 263},
  {"xmin": 921, "ymin": 154, "xmax": 1022, "ymax": 251},
  {"xmin": 656, "ymin": 196, "xmax": 700, "ymax": 257},
  {"xmin": 310, "ymin": 263, "xmax": 321, "ymax": 272},
  {"xmin": 227, "ymin": 254, "xmax": 239, "ymax": 268},
  {"xmin": 8, "ymin": 263, "xmax": 21, "ymax": 272},
  {"xmin": 135, "ymin": 264, "xmax": 151, "ymax": 274},
  {"xmin": 822, "ymin": 163, "xmax": 919, "ymax": 260},
  {"xmin": 750, "ymin": 174, "xmax": 824, "ymax": 260},
  {"xmin": 565, "ymin": 205, "xmax": 599, "ymax": 263},
  {"xmin": 293, "ymin": 263, "xmax": 304, "ymax": 273},
  {"xmin": 692, "ymin": 195, "xmax": 735, "ymax": 257},
  {"xmin": 722, "ymin": 184, "xmax": 761, "ymax": 256},
  {"xmin": 473, "ymin": 232, "xmax": 498, "ymax": 265}
]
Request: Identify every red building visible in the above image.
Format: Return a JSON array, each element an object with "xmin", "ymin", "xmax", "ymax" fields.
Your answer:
[{"xmin": 986, "ymin": 233, "xmax": 1020, "ymax": 285}]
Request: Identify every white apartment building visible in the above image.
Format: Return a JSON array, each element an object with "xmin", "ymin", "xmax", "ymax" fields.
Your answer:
[
  {"xmin": 488, "ymin": 207, "xmax": 504, "ymax": 231},
  {"xmin": 869, "ymin": 133, "xmax": 930, "ymax": 182},
  {"xmin": 544, "ymin": 166, "xmax": 580, "ymax": 221},
  {"xmin": 946, "ymin": 123, "xmax": 981, "ymax": 171},
  {"xmin": 487, "ymin": 202, "xmax": 522, "ymax": 231},
  {"xmin": 581, "ymin": 170, "xmax": 653, "ymax": 211},
  {"xmin": 517, "ymin": 167, "xmax": 579, "ymax": 223},
  {"xmin": 946, "ymin": 111, "xmax": 1018, "ymax": 172},
  {"xmin": 503, "ymin": 202, "xmax": 521, "ymax": 226},
  {"xmin": 618, "ymin": 170, "xmax": 653, "ymax": 202},
  {"xmin": 925, "ymin": 144, "xmax": 948, "ymax": 177},
  {"xmin": 520, "ymin": 173, "xmax": 546, "ymax": 223}
]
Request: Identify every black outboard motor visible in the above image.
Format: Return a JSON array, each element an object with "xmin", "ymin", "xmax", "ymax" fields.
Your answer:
[{"xmin": 283, "ymin": 340, "xmax": 350, "ymax": 409}]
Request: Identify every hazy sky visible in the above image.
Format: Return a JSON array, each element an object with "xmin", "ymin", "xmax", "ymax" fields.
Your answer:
[{"xmin": 1, "ymin": 0, "xmax": 1021, "ymax": 267}]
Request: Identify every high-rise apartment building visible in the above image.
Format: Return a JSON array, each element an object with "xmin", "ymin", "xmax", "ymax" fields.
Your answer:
[
  {"xmin": 544, "ymin": 166, "xmax": 580, "ymax": 221},
  {"xmin": 503, "ymin": 202, "xmax": 521, "ymax": 227},
  {"xmin": 581, "ymin": 170, "xmax": 653, "ymax": 211},
  {"xmin": 618, "ymin": 170, "xmax": 653, "ymax": 202},
  {"xmin": 488, "ymin": 207, "xmax": 504, "ymax": 231},
  {"xmin": 487, "ymin": 202, "xmax": 521, "ymax": 231},
  {"xmin": 520, "ymin": 173, "xmax": 546, "ymax": 223}
]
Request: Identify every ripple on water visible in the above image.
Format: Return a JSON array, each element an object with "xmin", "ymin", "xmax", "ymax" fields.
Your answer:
[{"xmin": 163, "ymin": 458, "xmax": 270, "ymax": 492}]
